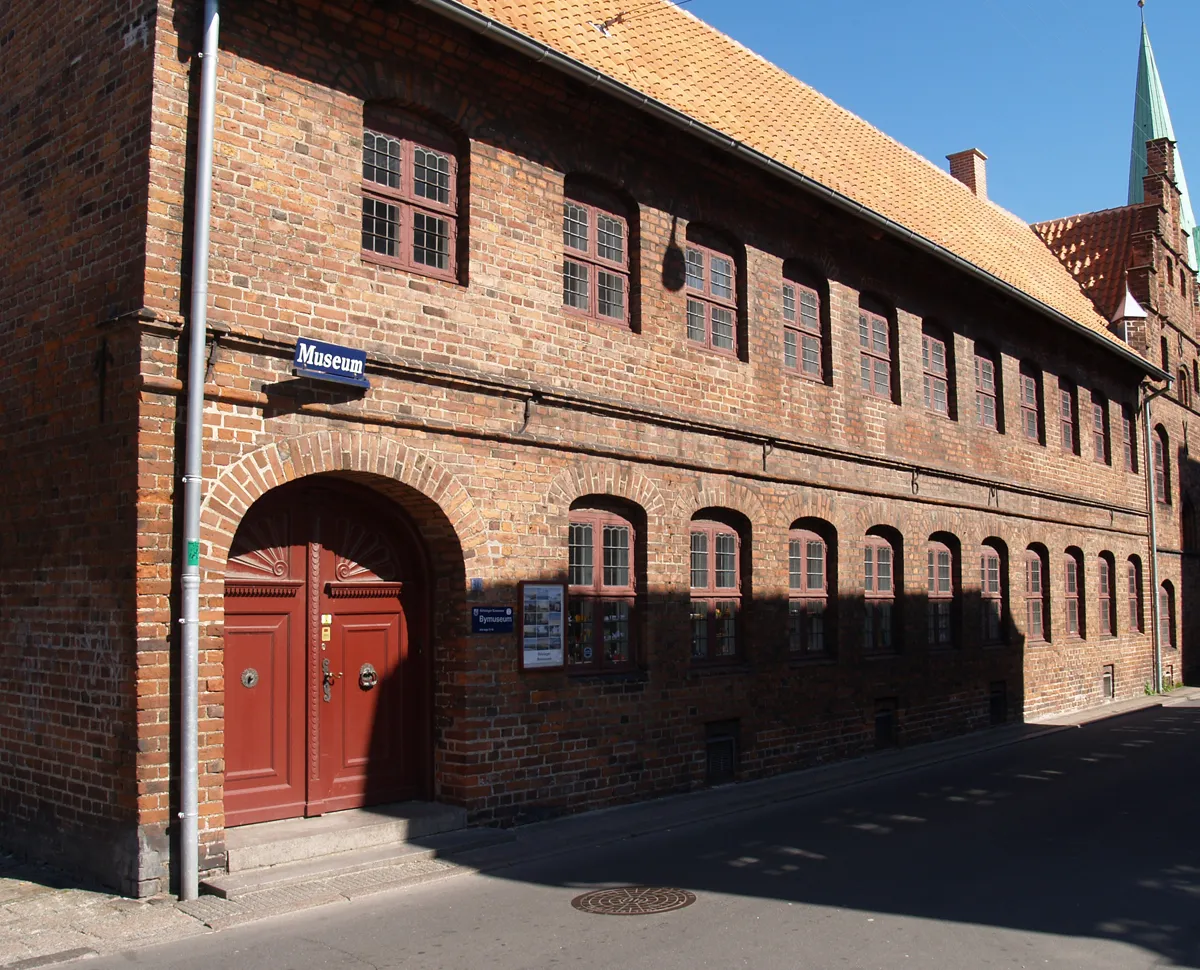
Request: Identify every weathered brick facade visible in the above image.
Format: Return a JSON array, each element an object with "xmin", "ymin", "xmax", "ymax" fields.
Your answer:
[{"xmin": 0, "ymin": 0, "xmax": 1188, "ymax": 897}]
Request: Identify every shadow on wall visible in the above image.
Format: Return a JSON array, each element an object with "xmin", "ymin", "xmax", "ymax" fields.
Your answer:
[{"xmin": 1177, "ymin": 449, "xmax": 1200, "ymax": 685}]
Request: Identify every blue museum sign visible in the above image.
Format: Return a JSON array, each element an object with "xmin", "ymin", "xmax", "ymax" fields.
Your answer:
[
  {"xmin": 292, "ymin": 337, "xmax": 370, "ymax": 389},
  {"xmin": 471, "ymin": 606, "xmax": 515, "ymax": 634}
]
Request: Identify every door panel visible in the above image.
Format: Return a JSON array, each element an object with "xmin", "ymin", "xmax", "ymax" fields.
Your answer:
[{"xmin": 224, "ymin": 609, "xmax": 306, "ymax": 826}]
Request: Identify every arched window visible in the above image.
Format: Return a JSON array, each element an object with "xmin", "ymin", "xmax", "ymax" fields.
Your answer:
[
  {"xmin": 361, "ymin": 108, "xmax": 459, "ymax": 280},
  {"xmin": 859, "ymin": 298, "xmax": 896, "ymax": 402},
  {"xmin": 567, "ymin": 500, "xmax": 640, "ymax": 671},
  {"xmin": 864, "ymin": 529, "xmax": 900, "ymax": 653},
  {"xmin": 1154, "ymin": 426, "xmax": 1171, "ymax": 504},
  {"xmin": 1161, "ymin": 335, "xmax": 1170, "ymax": 372},
  {"xmin": 926, "ymin": 535, "xmax": 958, "ymax": 647},
  {"xmin": 1179, "ymin": 369, "xmax": 1192, "ymax": 409},
  {"xmin": 922, "ymin": 324, "xmax": 952, "ymax": 416},
  {"xmin": 1064, "ymin": 548, "xmax": 1085, "ymax": 638},
  {"xmin": 1159, "ymin": 581, "xmax": 1176, "ymax": 648},
  {"xmin": 1127, "ymin": 556, "xmax": 1144, "ymax": 633},
  {"xmin": 788, "ymin": 519, "xmax": 835, "ymax": 656},
  {"xmin": 782, "ymin": 263, "xmax": 826, "ymax": 382},
  {"xmin": 690, "ymin": 511, "xmax": 748, "ymax": 661},
  {"xmin": 1025, "ymin": 545, "xmax": 1049, "ymax": 642},
  {"xmin": 980, "ymin": 539, "xmax": 1006, "ymax": 644},
  {"xmin": 562, "ymin": 179, "xmax": 633, "ymax": 327},
  {"xmin": 1098, "ymin": 553, "xmax": 1116, "ymax": 637},
  {"xmin": 685, "ymin": 226, "xmax": 740, "ymax": 357}
]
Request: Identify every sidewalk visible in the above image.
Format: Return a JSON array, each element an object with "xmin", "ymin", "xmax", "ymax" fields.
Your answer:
[{"xmin": 4, "ymin": 687, "xmax": 1198, "ymax": 969}]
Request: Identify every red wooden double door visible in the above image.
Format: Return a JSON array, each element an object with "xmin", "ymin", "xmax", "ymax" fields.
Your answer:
[{"xmin": 223, "ymin": 481, "xmax": 429, "ymax": 826}]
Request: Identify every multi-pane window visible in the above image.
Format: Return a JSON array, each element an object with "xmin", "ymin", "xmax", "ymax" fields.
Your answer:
[
  {"xmin": 562, "ymin": 193, "xmax": 630, "ymax": 325},
  {"xmin": 926, "ymin": 542, "xmax": 954, "ymax": 647},
  {"xmin": 859, "ymin": 309, "xmax": 892, "ymax": 400},
  {"xmin": 980, "ymin": 547, "xmax": 1003, "ymax": 644},
  {"xmin": 863, "ymin": 536, "xmax": 896, "ymax": 653},
  {"xmin": 1059, "ymin": 380, "xmax": 1078, "ymax": 455},
  {"xmin": 783, "ymin": 282, "xmax": 822, "ymax": 379},
  {"xmin": 1098, "ymin": 555, "xmax": 1115, "ymax": 637},
  {"xmin": 1091, "ymin": 394, "xmax": 1110, "ymax": 464},
  {"xmin": 1154, "ymin": 427, "xmax": 1170, "ymax": 503},
  {"xmin": 567, "ymin": 510, "xmax": 636, "ymax": 671},
  {"xmin": 1064, "ymin": 552, "xmax": 1083, "ymax": 637},
  {"xmin": 690, "ymin": 520, "xmax": 741, "ymax": 661},
  {"xmin": 1121, "ymin": 405, "xmax": 1137, "ymax": 472},
  {"xmin": 974, "ymin": 351, "xmax": 999, "ymax": 430},
  {"xmin": 361, "ymin": 123, "xmax": 457, "ymax": 279},
  {"xmin": 922, "ymin": 331, "xmax": 950, "ymax": 415},
  {"xmin": 1128, "ymin": 557, "xmax": 1144, "ymax": 632},
  {"xmin": 788, "ymin": 530, "xmax": 828, "ymax": 655},
  {"xmin": 1025, "ymin": 550, "xmax": 1048, "ymax": 641},
  {"xmin": 686, "ymin": 242, "xmax": 738, "ymax": 355},
  {"xmin": 1019, "ymin": 366, "xmax": 1041, "ymax": 442},
  {"xmin": 1159, "ymin": 583, "xmax": 1175, "ymax": 648}
]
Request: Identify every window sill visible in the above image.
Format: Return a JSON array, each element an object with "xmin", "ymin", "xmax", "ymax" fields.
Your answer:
[
  {"xmin": 862, "ymin": 650, "xmax": 901, "ymax": 661},
  {"xmin": 360, "ymin": 250, "xmax": 458, "ymax": 285},
  {"xmin": 788, "ymin": 654, "xmax": 836, "ymax": 667},
  {"xmin": 689, "ymin": 660, "xmax": 751, "ymax": 675},
  {"xmin": 686, "ymin": 339, "xmax": 742, "ymax": 362},
  {"xmin": 785, "ymin": 369, "xmax": 828, "ymax": 386},
  {"xmin": 565, "ymin": 667, "xmax": 648, "ymax": 683},
  {"xmin": 563, "ymin": 304, "xmax": 632, "ymax": 331}
]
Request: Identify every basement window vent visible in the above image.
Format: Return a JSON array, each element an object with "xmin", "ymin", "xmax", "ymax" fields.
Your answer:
[
  {"xmin": 1103, "ymin": 664, "xmax": 1115, "ymax": 700},
  {"xmin": 1164, "ymin": 664, "xmax": 1175, "ymax": 689},
  {"xmin": 874, "ymin": 698, "xmax": 899, "ymax": 749},
  {"xmin": 705, "ymin": 720, "xmax": 739, "ymax": 786},
  {"xmin": 989, "ymin": 680, "xmax": 1007, "ymax": 726}
]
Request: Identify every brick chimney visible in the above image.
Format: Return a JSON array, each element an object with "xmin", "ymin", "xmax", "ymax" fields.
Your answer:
[{"xmin": 947, "ymin": 148, "xmax": 988, "ymax": 200}]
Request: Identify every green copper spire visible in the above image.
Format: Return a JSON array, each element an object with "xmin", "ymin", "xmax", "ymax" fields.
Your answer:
[{"xmin": 1128, "ymin": 21, "xmax": 1197, "ymax": 270}]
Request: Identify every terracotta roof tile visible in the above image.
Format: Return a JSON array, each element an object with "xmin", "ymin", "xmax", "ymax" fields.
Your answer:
[
  {"xmin": 452, "ymin": 0, "xmax": 1126, "ymax": 351},
  {"xmin": 1032, "ymin": 206, "xmax": 1138, "ymax": 322}
]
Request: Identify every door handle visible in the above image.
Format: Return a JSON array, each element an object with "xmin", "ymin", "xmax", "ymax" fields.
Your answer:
[{"xmin": 321, "ymin": 658, "xmax": 340, "ymax": 702}]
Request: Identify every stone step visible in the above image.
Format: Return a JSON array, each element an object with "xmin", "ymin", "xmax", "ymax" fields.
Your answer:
[
  {"xmin": 223, "ymin": 801, "xmax": 469, "ymax": 873},
  {"xmin": 201, "ymin": 826, "xmax": 512, "ymax": 899}
]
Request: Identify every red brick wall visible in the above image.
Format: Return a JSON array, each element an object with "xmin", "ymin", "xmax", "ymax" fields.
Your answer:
[{"xmin": 0, "ymin": 0, "xmax": 157, "ymax": 891}]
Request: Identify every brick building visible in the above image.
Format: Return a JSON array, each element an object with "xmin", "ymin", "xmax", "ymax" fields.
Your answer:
[{"xmin": 0, "ymin": 0, "xmax": 1182, "ymax": 897}]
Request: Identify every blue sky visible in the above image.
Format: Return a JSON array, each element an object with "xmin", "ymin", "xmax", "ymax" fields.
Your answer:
[{"xmin": 690, "ymin": 0, "xmax": 1199, "ymax": 224}]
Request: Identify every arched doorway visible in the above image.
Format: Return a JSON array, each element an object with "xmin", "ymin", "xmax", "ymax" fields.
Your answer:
[{"xmin": 223, "ymin": 478, "xmax": 430, "ymax": 826}]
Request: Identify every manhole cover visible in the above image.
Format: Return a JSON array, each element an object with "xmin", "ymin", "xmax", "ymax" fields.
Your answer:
[{"xmin": 571, "ymin": 887, "xmax": 697, "ymax": 915}]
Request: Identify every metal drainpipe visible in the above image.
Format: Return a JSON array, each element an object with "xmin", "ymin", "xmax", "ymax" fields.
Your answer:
[
  {"xmin": 1142, "ymin": 381, "xmax": 1171, "ymax": 695},
  {"xmin": 179, "ymin": 0, "xmax": 220, "ymax": 902}
]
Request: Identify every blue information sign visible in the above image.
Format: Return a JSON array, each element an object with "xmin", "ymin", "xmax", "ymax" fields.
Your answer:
[
  {"xmin": 293, "ymin": 337, "xmax": 370, "ymax": 389},
  {"xmin": 472, "ymin": 606, "xmax": 515, "ymax": 634}
]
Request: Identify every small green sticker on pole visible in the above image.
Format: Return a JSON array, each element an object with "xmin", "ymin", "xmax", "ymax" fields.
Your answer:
[{"xmin": 187, "ymin": 541, "xmax": 200, "ymax": 566}]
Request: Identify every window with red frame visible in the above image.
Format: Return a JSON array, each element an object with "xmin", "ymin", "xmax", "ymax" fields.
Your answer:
[
  {"xmin": 975, "ymin": 351, "xmax": 999, "ymax": 430},
  {"xmin": 567, "ymin": 510, "xmax": 636, "ymax": 671},
  {"xmin": 690, "ymin": 520, "xmax": 741, "ymax": 661},
  {"xmin": 685, "ymin": 241, "xmax": 738, "ymax": 355},
  {"xmin": 863, "ymin": 535, "xmax": 896, "ymax": 653},
  {"xmin": 1059, "ymin": 380, "xmax": 1078, "ymax": 455},
  {"xmin": 1091, "ymin": 393, "xmax": 1110, "ymax": 464},
  {"xmin": 1121, "ymin": 405, "xmax": 1137, "ymax": 472},
  {"xmin": 922, "ymin": 330, "xmax": 950, "ymax": 415},
  {"xmin": 926, "ymin": 542, "xmax": 955, "ymax": 647},
  {"xmin": 788, "ymin": 529, "xmax": 828, "ymax": 655},
  {"xmin": 1098, "ymin": 555, "xmax": 1115, "ymax": 636},
  {"xmin": 1064, "ymin": 551, "xmax": 1084, "ymax": 637},
  {"xmin": 980, "ymin": 546, "xmax": 1004, "ymax": 644},
  {"xmin": 1154, "ymin": 427, "xmax": 1170, "ymax": 503},
  {"xmin": 361, "ymin": 119, "xmax": 457, "ymax": 279},
  {"xmin": 562, "ymin": 191, "xmax": 630, "ymax": 325},
  {"xmin": 783, "ymin": 281, "xmax": 822, "ymax": 380},
  {"xmin": 859, "ymin": 309, "xmax": 893, "ymax": 400},
  {"xmin": 1025, "ymin": 550, "xmax": 1048, "ymax": 641},
  {"xmin": 1128, "ymin": 557, "xmax": 1144, "ymax": 632},
  {"xmin": 1159, "ymin": 583, "xmax": 1176, "ymax": 648},
  {"xmin": 1019, "ymin": 366, "xmax": 1041, "ymax": 442}
]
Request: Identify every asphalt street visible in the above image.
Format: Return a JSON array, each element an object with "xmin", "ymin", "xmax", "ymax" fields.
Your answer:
[{"xmin": 88, "ymin": 701, "xmax": 1200, "ymax": 970}]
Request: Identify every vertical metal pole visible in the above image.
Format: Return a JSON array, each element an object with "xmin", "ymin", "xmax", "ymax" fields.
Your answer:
[
  {"xmin": 180, "ymin": 0, "xmax": 220, "ymax": 902},
  {"xmin": 1143, "ymin": 393, "xmax": 1163, "ymax": 694}
]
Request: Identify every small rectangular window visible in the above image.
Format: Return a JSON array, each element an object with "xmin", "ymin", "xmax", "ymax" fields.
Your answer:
[
  {"xmin": 1020, "ymin": 369, "xmax": 1041, "ymax": 442},
  {"xmin": 975, "ymin": 353, "xmax": 998, "ymax": 430},
  {"xmin": 1060, "ymin": 381, "xmax": 1078, "ymax": 455}
]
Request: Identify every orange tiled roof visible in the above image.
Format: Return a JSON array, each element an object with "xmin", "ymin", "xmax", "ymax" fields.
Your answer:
[
  {"xmin": 451, "ymin": 0, "xmax": 1127, "ymax": 351},
  {"xmin": 1033, "ymin": 206, "xmax": 1137, "ymax": 323}
]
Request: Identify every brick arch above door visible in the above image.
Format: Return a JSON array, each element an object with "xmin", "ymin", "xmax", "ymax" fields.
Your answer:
[{"xmin": 200, "ymin": 431, "xmax": 490, "ymax": 582}]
